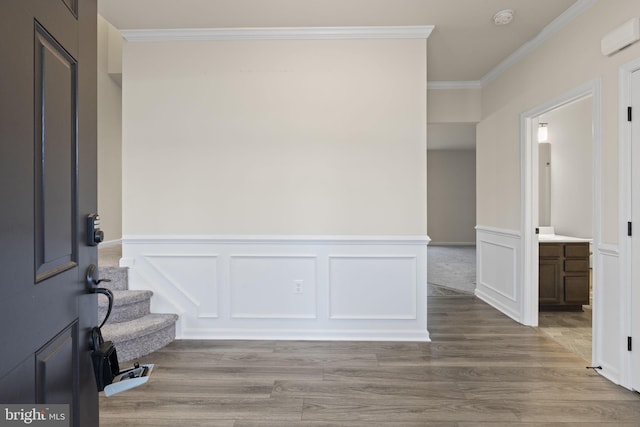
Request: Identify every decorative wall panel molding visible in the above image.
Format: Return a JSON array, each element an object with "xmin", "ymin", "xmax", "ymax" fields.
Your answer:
[
  {"xmin": 229, "ymin": 255, "xmax": 317, "ymax": 319},
  {"xmin": 594, "ymin": 245, "xmax": 620, "ymax": 384},
  {"xmin": 475, "ymin": 226, "xmax": 522, "ymax": 322},
  {"xmin": 328, "ymin": 255, "xmax": 417, "ymax": 320},
  {"xmin": 144, "ymin": 254, "xmax": 219, "ymax": 318},
  {"xmin": 122, "ymin": 235, "xmax": 429, "ymax": 341}
]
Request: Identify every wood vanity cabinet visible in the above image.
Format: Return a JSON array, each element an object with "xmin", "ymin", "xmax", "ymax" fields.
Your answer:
[{"xmin": 539, "ymin": 242, "xmax": 590, "ymax": 310}]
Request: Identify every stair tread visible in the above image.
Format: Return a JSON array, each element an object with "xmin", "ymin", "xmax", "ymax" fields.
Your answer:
[
  {"xmin": 101, "ymin": 313, "xmax": 179, "ymax": 342},
  {"xmin": 97, "ymin": 289, "xmax": 153, "ymax": 307}
]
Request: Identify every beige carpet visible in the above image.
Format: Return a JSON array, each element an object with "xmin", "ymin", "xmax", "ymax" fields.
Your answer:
[{"xmin": 427, "ymin": 244, "xmax": 476, "ymax": 294}]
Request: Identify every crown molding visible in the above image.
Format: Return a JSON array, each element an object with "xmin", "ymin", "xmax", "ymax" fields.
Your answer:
[
  {"xmin": 121, "ymin": 26, "xmax": 434, "ymax": 42},
  {"xmin": 424, "ymin": 0, "xmax": 596, "ymax": 91},
  {"xmin": 427, "ymin": 80, "xmax": 482, "ymax": 90},
  {"xmin": 481, "ymin": 0, "xmax": 597, "ymax": 86}
]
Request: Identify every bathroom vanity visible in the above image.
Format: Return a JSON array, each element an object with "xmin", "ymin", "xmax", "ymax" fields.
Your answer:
[{"xmin": 538, "ymin": 234, "xmax": 591, "ymax": 311}]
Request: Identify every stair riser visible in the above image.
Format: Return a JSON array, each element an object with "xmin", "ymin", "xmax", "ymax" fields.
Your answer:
[
  {"xmin": 110, "ymin": 324, "xmax": 177, "ymax": 363},
  {"xmin": 98, "ymin": 247, "xmax": 178, "ymax": 362},
  {"xmin": 98, "ymin": 266, "xmax": 129, "ymax": 291},
  {"xmin": 99, "ymin": 300, "xmax": 150, "ymax": 324}
]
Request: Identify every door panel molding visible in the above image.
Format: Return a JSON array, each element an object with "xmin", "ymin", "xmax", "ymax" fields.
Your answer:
[
  {"xmin": 61, "ymin": 0, "xmax": 78, "ymax": 17},
  {"xmin": 34, "ymin": 22, "xmax": 78, "ymax": 283},
  {"xmin": 35, "ymin": 321, "xmax": 79, "ymax": 416}
]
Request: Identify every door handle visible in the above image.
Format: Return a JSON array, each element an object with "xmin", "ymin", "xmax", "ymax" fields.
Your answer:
[
  {"xmin": 95, "ymin": 287, "xmax": 114, "ymax": 328},
  {"xmin": 86, "ymin": 264, "xmax": 114, "ymax": 328},
  {"xmin": 86, "ymin": 264, "xmax": 111, "ymax": 289}
]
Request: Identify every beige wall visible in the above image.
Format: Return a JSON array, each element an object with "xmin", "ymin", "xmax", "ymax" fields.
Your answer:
[
  {"xmin": 426, "ymin": 87, "xmax": 479, "ymax": 243},
  {"xmin": 427, "ymin": 88, "xmax": 482, "ymax": 123},
  {"xmin": 478, "ymin": 0, "xmax": 640, "ymax": 243},
  {"xmin": 97, "ymin": 15, "xmax": 123, "ymax": 241},
  {"xmin": 427, "ymin": 149, "xmax": 476, "ymax": 244},
  {"xmin": 122, "ymin": 38, "xmax": 427, "ymax": 235}
]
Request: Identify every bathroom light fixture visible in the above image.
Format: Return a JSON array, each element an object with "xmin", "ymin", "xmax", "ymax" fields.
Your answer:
[
  {"xmin": 538, "ymin": 123, "xmax": 548, "ymax": 143},
  {"xmin": 493, "ymin": 9, "xmax": 514, "ymax": 26}
]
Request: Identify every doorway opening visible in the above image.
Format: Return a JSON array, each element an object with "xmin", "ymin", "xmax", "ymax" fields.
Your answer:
[
  {"xmin": 426, "ymin": 123, "xmax": 477, "ymax": 297},
  {"xmin": 521, "ymin": 80, "xmax": 602, "ymax": 365}
]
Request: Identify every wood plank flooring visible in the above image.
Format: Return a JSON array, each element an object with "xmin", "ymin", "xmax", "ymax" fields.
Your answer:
[
  {"xmin": 99, "ymin": 296, "xmax": 640, "ymax": 426},
  {"xmin": 539, "ymin": 307, "xmax": 592, "ymax": 362}
]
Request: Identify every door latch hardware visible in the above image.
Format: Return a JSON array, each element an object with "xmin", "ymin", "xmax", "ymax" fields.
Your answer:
[{"xmin": 86, "ymin": 264, "xmax": 112, "ymax": 288}]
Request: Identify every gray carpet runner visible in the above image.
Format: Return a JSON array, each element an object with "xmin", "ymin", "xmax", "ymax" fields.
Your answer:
[{"xmin": 97, "ymin": 262, "xmax": 178, "ymax": 362}]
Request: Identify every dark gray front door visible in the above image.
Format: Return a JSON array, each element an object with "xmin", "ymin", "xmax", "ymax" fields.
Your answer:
[{"xmin": 0, "ymin": 0, "xmax": 99, "ymax": 425}]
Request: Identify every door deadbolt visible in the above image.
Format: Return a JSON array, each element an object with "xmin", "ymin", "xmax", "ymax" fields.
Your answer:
[{"xmin": 87, "ymin": 213, "xmax": 104, "ymax": 246}]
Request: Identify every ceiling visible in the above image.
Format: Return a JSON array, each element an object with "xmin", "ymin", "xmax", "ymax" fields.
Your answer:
[
  {"xmin": 99, "ymin": 0, "xmax": 579, "ymax": 82},
  {"xmin": 99, "ymin": 0, "xmax": 586, "ymax": 151}
]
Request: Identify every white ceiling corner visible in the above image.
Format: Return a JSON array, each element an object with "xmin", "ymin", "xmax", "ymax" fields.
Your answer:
[{"xmin": 480, "ymin": 0, "xmax": 597, "ymax": 87}]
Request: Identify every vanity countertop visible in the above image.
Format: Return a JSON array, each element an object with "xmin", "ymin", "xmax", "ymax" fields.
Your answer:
[{"xmin": 538, "ymin": 234, "xmax": 592, "ymax": 243}]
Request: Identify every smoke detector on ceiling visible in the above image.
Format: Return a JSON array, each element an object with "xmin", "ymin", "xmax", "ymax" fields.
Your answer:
[{"xmin": 493, "ymin": 9, "xmax": 514, "ymax": 26}]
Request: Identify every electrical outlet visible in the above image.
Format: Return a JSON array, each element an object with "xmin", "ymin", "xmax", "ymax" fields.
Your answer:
[{"xmin": 293, "ymin": 280, "xmax": 303, "ymax": 294}]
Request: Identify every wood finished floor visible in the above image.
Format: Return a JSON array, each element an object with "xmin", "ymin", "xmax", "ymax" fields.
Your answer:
[{"xmin": 99, "ymin": 296, "xmax": 640, "ymax": 426}]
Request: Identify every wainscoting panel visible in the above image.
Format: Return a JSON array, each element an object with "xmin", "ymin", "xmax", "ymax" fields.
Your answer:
[
  {"xmin": 475, "ymin": 226, "xmax": 522, "ymax": 322},
  {"xmin": 230, "ymin": 255, "xmax": 317, "ymax": 319},
  {"xmin": 595, "ymin": 245, "xmax": 621, "ymax": 384},
  {"xmin": 122, "ymin": 236, "xmax": 429, "ymax": 341},
  {"xmin": 329, "ymin": 256, "xmax": 417, "ymax": 319},
  {"xmin": 144, "ymin": 254, "xmax": 219, "ymax": 318}
]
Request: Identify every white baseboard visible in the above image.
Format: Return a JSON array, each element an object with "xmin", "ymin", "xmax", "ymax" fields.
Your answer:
[
  {"xmin": 123, "ymin": 235, "xmax": 429, "ymax": 341},
  {"xmin": 181, "ymin": 328, "xmax": 430, "ymax": 342},
  {"xmin": 428, "ymin": 242, "xmax": 476, "ymax": 246},
  {"xmin": 475, "ymin": 287, "xmax": 520, "ymax": 323}
]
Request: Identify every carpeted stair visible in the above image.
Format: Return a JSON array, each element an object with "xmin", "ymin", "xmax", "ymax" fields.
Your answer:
[{"xmin": 97, "ymin": 257, "xmax": 178, "ymax": 363}]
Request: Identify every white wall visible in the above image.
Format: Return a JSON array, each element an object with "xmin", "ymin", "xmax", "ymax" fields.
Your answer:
[
  {"xmin": 122, "ymin": 38, "xmax": 427, "ymax": 236},
  {"xmin": 541, "ymin": 96, "xmax": 593, "ymax": 238},
  {"xmin": 97, "ymin": 15, "xmax": 122, "ymax": 242},
  {"xmin": 538, "ymin": 142, "xmax": 551, "ymax": 226},
  {"xmin": 427, "ymin": 149, "xmax": 476, "ymax": 244}
]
